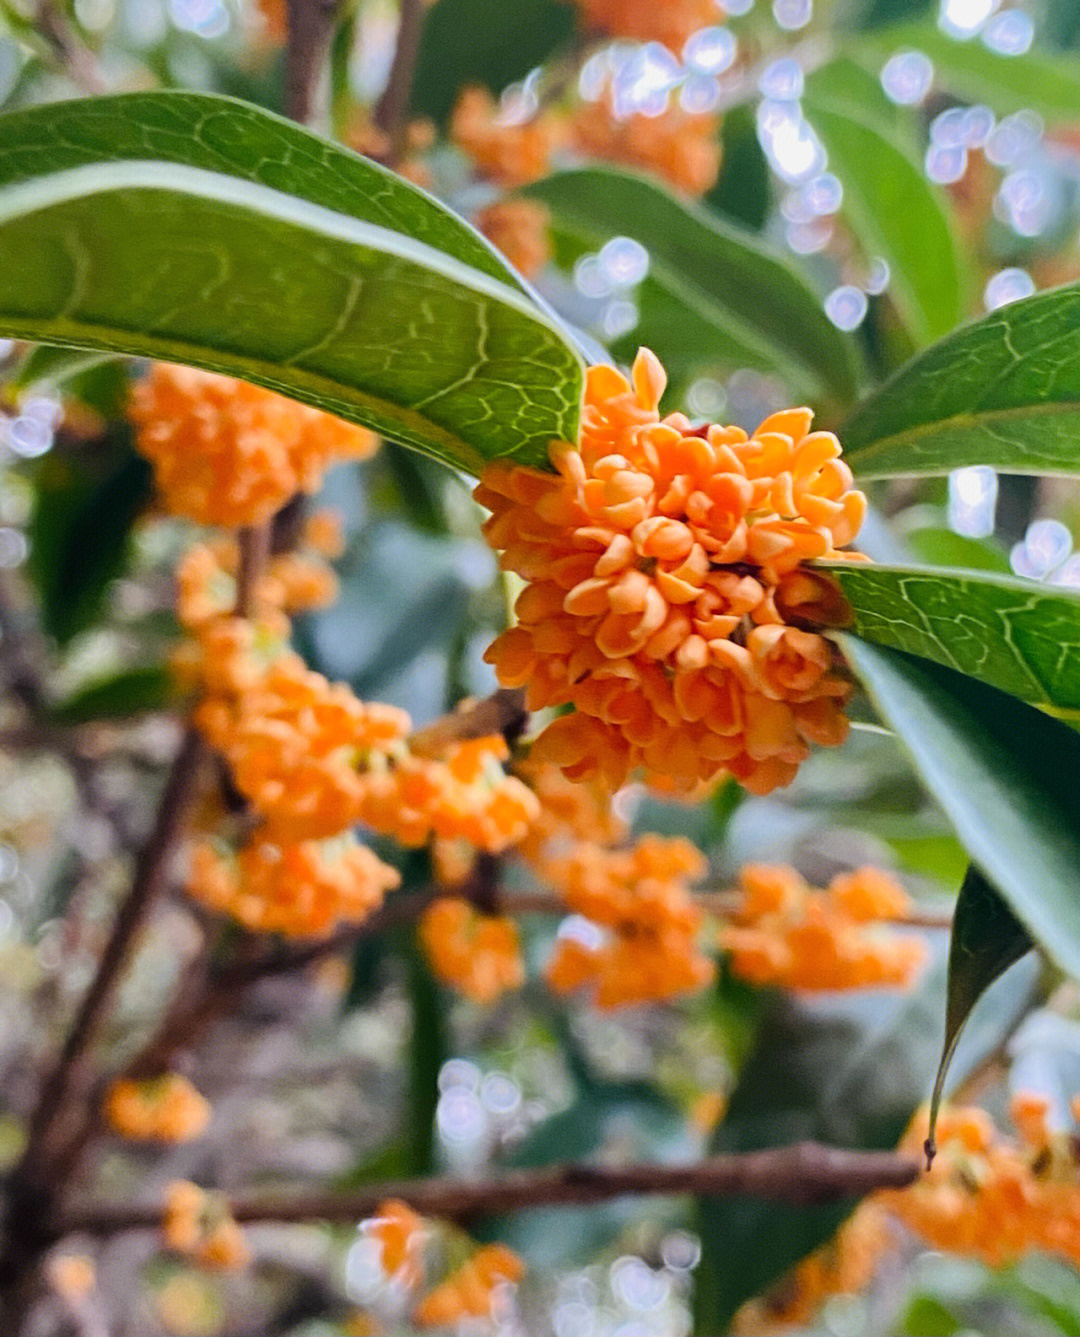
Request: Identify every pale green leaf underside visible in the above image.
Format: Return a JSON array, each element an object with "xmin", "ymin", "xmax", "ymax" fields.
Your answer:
[
  {"xmin": 842, "ymin": 284, "xmax": 1080, "ymax": 479},
  {"xmin": 839, "ymin": 640, "xmax": 1080, "ymax": 981},
  {"xmin": 0, "ymin": 94, "xmax": 585, "ymax": 472},
  {"xmin": 802, "ymin": 97, "xmax": 965, "ymax": 347},
  {"xmin": 826, "ymin": 562, "xmax": 1080, "ymax": 717},
  {"xmin": 523, "ymin": 167, "xmax": 863, "ymax": 404}
]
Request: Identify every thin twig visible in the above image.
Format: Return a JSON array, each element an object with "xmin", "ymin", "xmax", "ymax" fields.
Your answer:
[
  {"xmin": 62, "ymin": 1142, "xmax": 920, "ymax": 1235},
  {"xmin": 373, "ymin": 0, "xmax": 426, "ymax": 162},
  {"xmin": 408, "ymin": 688, "xmax": 528, "ymax": 756},
  {"xmin": 284, "ymin": 0, "xmax": 342, "ymax": 125}
]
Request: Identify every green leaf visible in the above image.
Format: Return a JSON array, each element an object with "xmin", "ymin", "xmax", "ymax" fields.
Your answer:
[
  {"xmin": 27, "ymin": 440, "xmax": 152, "ymax": 645},
  {"xmin": 842, "ymin": 284, "xmax": 1080, "ymax": 479},
  {"xmin": 523, "ymin": 167, "xmax": 864, "ymax": 404},
  {"xmin": 838, "ymin": 640, "xmax": 1080, "ymax": 981},
  {"xmin": 0, "ymin": 92, "xmax": 584, "ymax": 473},
  {"xmin": 927, "ymin": 866, "xmax": 1033, "ymax": 1156},
  {"xmin": 902, "ymin": 526, "xmax": 1011, "ymax": 573},
  {"xmin": 707, "ymin": 105, "xmax": 770, "ymax": 232},
  {"xmin": 49, "ymin": 665, "xmax": 176, "ymax": 724},
  {"xmin": 410, "ymin": 0, "xmax": 576, "ymax": 126},
  {"xmin": 825, "ymin": 562, "xmax": 1080, "ymax": 718},
  {"xmin": 9, "ymin": 343, "xmax": 119, "ymax": 394},
  {"xmin": 802, "ymin": 91, "xmax": 965, "ymax": 346},
  {"xmin": 854, "ymin": 23, "xmax": 1080, "ymax": 122}
]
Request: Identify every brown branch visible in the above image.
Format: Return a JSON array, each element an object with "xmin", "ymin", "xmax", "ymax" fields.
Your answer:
[
  {"xmin": 284, "ymin": 0, "xmax": 342, "ymax": 125},
  {"xmin": 61, "ymin": 1143, "xmax": 920, "ymax": 1235},
  {"xmin": 372, "ymin": 0, "xmax": 426, "ymax": 162},
  {"xmin": 33, "ymin": 0, "xmax": 106, "ymax": 93},
  {"xmin": 236, "ymin": 523, "xmax": 272, "ymax": 618},
  {"xmin": 408, "ymin": 688, "xmax": 528, "ymax": 756}
]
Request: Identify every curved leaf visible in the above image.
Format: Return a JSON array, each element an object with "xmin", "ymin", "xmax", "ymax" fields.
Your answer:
[
  {"xmin": 523, "ymin": 167, "xmax": 863, "ymax": 404},
  {"xmin": 927, "ymin": 865, "xmax": 1033, "ymax": 1156},
  {"xmin": 842, "ymin": 285, "xmax": 1080, "ymax": 478},
  {"xmin": 802, "ymin": 94, "xmax": 966, "ymax": 346},
  {"xmin": 855, "ymin": 23, "xmax": 1080, "ymax": 123},
  {"xmin": 826, "ymin": 562, "xmax": 1080, "ymax": 718},
  {"xmin": 0, "ymin": 94, "xmax": 585, "ymax": 472},
  {"xmin": 838, "ymin": 639, "xmax": 1080, "ymax": 982}
]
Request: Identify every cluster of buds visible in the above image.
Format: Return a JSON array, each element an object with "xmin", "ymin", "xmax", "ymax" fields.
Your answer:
[
  {"xmin": 478, "ymin": 350, "xmax": 865, "ymax": 796},
  {"xmin": 418, "ymin": 897, "xmax": 525, "ymax": 1003},
  {"xmin": 545, "ymin": 833, "xmax": 714, "ymax": 1007},
  {"xmin": 719, "ymin": 864, "xmax": 927, "ymax": 990},
  {"xmin": 162, "ymin": 1181, "xmax": 250, "ymax": 1270},
  {"xmin": 130, "ymin": 364, "xmax": 378, "ymax": 528},
  {"xmin": 879, "ymin": 1096, "xmax": 1080, "ymax": 1267},
  {"xmin": 103, "ymin": 1074, "xmax": 211, "ymax": 1143}
]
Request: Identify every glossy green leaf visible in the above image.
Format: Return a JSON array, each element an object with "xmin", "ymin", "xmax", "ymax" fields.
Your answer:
[
  {"xmin": 49, "ymin": 665, "xmax": 176, "ymax": 724},
  {"xmin": 523, "ymin": 167, "xmax": 863, "ymax": 404},
  {"xmin": 902, "ymin": 526, "xmax": 1011, "ymax": 574},
  {"xmin": 855, "ymin": 23, "xmax": 1080, "ymax": 122},
  {"xmin": 839, "ymin": 640, "xmax": 1080, "ymax": 980},
  {"xmin": 843, "ymin": 285, "xmax": 1080, "ymax": 478},
  {"xmin": 27, "ymin": 442, "xmax": 152, "ymax": 645},
  {"xmin": 802, "ymin": 94, "xmax": 965, "ymax": 346},
  {"xmin": 927, "ymin": 866, "xmax": 1033, "ymax": 1156},
  {"xmin": 825, "ymin": 562, "xmax": 1080, "ymax": 718},
  {"xmin": 0, "ymin": 93, "xmax": 584, "ymax": 473},
  {"xmin": 410, "ymin": 0, "xmax": 576, "ymax": 125}
]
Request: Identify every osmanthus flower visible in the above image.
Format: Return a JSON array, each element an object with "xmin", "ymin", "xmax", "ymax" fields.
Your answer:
[
  {"xmin": 418, "ymin": 897, "xmax": 525, "ymax": 1003},
  {"xmin": 573, "ymin": 0, "xmax": 729, "ymax": 49},
  {"xmin": 129, "ymin": 363, "xmax": 378, "ymax": 528},
  {"xmin": 449, "ymin": 86, "xmax": 566, "ymax": 187},
  {"xmin": 475, "ymin": 199, "xmax": 552, "ymax": 280},
  {"xmin": 877, "ymin": 1095, "xmax": 1080, "ymax": 1268},
  {"xmin": 544, "ymin": 833, "xmax": 715, "ymax": 1007},
  {"xmin": 162, "ymin": 1181, "xmax": 250, "ymax": 1271},
  {"xmin": 362, "ymin": 1199, "xmax": 427, "ymax": 1290},
  {"xmin": 476, "ymin": 349, "xmax": 867, "ymax": 796},
  {"xmin": 412, "ymin": 1243, "xmax": 526, "ymax": 1328},
  {"xmin": 186, "ymin": 834, "xmax": 400, "ymax": 939},
  {"xmin": 103, "ymin": 1074, "xmax": 211, "ymax": 1143},
  {"xmin": 719, "ymin": 864, "xmax": 927, "ymax": 991},
  {"xmin": 570, "ymin": 86, "xmax": 722, "ymax": 196}
]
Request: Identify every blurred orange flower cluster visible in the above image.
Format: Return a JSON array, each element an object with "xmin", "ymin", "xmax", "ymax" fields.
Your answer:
[
  {"xmin": 130, "ymin": 364, "xmax": 378, "ymax": 528},
  {"xmin": 103, "ymin": 1074, "xmax": 211, "ymax": 1144},
  {"xmin": 719, "ymin": 864, "xmax": 927, "ymax": 990},
  {"xmin": 478, "ymin": 349, "xmax": 865, "ymax": 795},
  {"xmin": 450, "ymin": 87, "xmax": 566, "ymax": 187},
  {"xmin": 475, "ymin": 199, "xmax": 552, "ymax": 278},
  {"xmin": 545, "ymin": 833, "xmax": 714, "ymax": 1006},
  {"xmin": 573, "ymin": 0, "xmax": 726, "ymax": 48},
  {"xmin": 571, "ymin": 86, "xmax": 721, "ymax": 195},
  {"xmin": 163, "ymin": 1181, "xmax": 250, "ymax": 1270},
  {"xmin": 419, "ymin": 897, "xmax": 525, "ymax": 1002},
  {"xmin": 880, "ymin": 1096, "xmax": 1080, "ymax": 1267}
]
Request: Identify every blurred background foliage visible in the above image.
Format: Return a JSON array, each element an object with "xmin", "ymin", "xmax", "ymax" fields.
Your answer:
[{"xmin": 3, "ymin": 0, "xmax": 1080, "ymax": 1333}]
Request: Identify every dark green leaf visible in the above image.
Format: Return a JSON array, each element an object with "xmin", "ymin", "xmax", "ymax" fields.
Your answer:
[
  {"xmin": 410, "ymin": 0, "xmax": 576, "ymax": 126},
  {"xmin": 802, "ymin": 93, "xmax": 965, "ymax": 346},
  {"xmin": 524, "ymin": 167, "xmax": 864, "ymax": 404},
  {"xmin": 10, "ymin": 343, "xmax": 119, "ymax": 394},
  {"xmin": 843, "ymin": 284, "xmax": 1080, "ymax": 478},
  {"xmin": 838, "ymin": 640, "xmax": 1080, "ymax": 980},
  {"xmin": 927, "ymin": 866, "xmax": 1033, "ymax": 1155},
  {"xmin": 825, "ymin": 562, "xmax": 1080, "ymax": 718},
  {"xmin": 854, "ymin": 23, "xmax": 1080, "ymax": 122},
  {"xmin": 707, "ymin": 105, "xmax": 770, "ymax": 232},
  {"xmin": 49, "ymin": 665, "xmax": 176, "ymax": 724},
  {"xmin": 0, "ymin": 93, "xmax": 584, "ymax": 473},
  {"xmin": 27, "ymin": 440, "xmax": 152, "ymax": 644}
]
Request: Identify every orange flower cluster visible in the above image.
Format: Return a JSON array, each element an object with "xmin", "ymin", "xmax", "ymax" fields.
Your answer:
[
  {"xmin": 513, "ymin": 755, "xmax": 627, "ymax": 869},
  {"xmin": 130, "ymin": 364, "xmax": 378, "ymax": 528},
  {"xmin": 413, "ymin": 1244, "xmax": 525, "ymax": 1328},
  {"xmin": 571, "ymin": 90, "xmax": 721, "ymax": 195},
  {"xmin": 732, "ymin": 1203, "xmax": 893, "ymax": 1333},
  {"xmin": 187, "ymin": 835, "xmax": 400, "ymax": 938},
  {"xmin": 253, "ymin": 0, "xmax": 286, "ymax": 43},
  {"xmin": 104, "ymin": 1074, "xmax": 211, "ymax": 1143},
  {"xmin": 163, "ymin": 1181, "xmax": 250, "ymax": 1270},
  {"xmin": 419, "ymin": 897, "xmax": 525, "ymax": 1002},
  {"xmin": 475, "ymin": 199, "xmax": 552, "ymax": 279},
  {"xmin": 478, "ymin": 349, "xmax": 865, "ymax": 795},
  {"xmin": 46, "ymin": 1255, "xmax": 97, "ymax": 1304},
  {"xmin": 719, "ymin": 864, "xmax": 927, "ymax": 991},
  {"xmin": 365, "ymin": 1199, "xmax": 426, "ymax": 1289},
  {"xmin": 450, "ymin": 87, "xmax": 565, "ymax": 186},
  {"xmin": 574, "ymin": 0, "xmax": 726, "ymax": 49},
  {"xmin": 880, "ymin": 1096, "xmax": 1080, "ymax": 1267},
  {"xmin": 545, "ymin": 834, "xmax": 714, "ymax": 1006}
]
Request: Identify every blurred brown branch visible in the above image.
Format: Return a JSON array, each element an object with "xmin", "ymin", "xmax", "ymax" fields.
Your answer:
[
  {"xmin": 373, "ymin": 0, "xmax": 426, "ymax": 162},
  {"xmin": 285, "ymin": 0, "xmax": 342, "ymax": 124}
]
